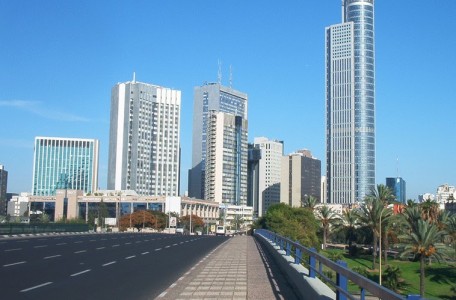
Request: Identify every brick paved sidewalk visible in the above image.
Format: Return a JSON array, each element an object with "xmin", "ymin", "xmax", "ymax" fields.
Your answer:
[{"xmin": 156, "ymin": 235, "xmax": 298, "ymax": 300}]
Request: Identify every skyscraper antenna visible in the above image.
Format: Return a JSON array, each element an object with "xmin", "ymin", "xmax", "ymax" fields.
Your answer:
[
  {"xmin": 133, "ymin": 72, "xmax": 136, "ymax": 83},
  {"xmin": 229, "ymin": 65, "xmax": 233, "ymax": 88},
  {"xmin": 341, "ymin": 0, "xmax": 345, "ymax": 22},
  {"xmin": 396, "ymin": 156, "xmax": 400, "ymax": 178},
  {"xmin": 218, "ymin": 60, "xmax": 222, "ymax": 84}
]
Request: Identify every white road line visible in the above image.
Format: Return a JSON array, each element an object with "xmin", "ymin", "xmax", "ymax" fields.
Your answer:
[
  {"xmin": 17, "ymin": 240, "xmax": 29, "ymax": 243},
  {"xmin": 101, "ymin": 238, "xmax": 107, "ymax": 241},
  {"xmin": 44, "ymin": 255, "xmax": 61, "ymax": 260},
  {"xmin": 4, "ymin": 248, "xmax": 22, "ymax": 252},
  {"xmin": 89, "ymin": 239, "xmax": 96, "ymax": 242},
  {"xmin": 125, "ymin": 255, "xmax": 136, "ymax": 260},
  {"xmin": 74, "ymin": 250, "xmax": 87, "ymax": 254},
  {"xmin": 170, "ymin": 283, "xmax": 177, "ymax": 288},
  {"xmin": 172, "ymin": 243, "xmax": 178, "ymax": 246},
  {"xmin": 144, "ymin": 239, "xmax": 149, "ymax": 242},
  {"xmin": 70, "ymin": 269, "xmax": 91, "ymax": 277},
  {"xmin": 96, "ymin": 247, "xmax": 105, "ymax": 250},
  {"xmin": 56, "ymin": 242, "xmax": 67, "ymax": 245},
  {"xmin": 135, "ymin": 241, "xmax": 141, "ymax": 243},
  {"xmin": 4, "ymin": 261, "xmax": 26, "ymax": 267},
  {"xmin": 178, "ymin": 276, "xmax": 184, "ymax": 281},
  {"xmin": 155, "ymin": 248, "xmax": 162, "ymax": 251},
  {"xmin": 74, "ymin": 241, "xmax": 83, "ymax": 244},
  {"xmin": 20, "ymin": 282, "xmax": 52, "ymax": 292},
  {"xmin": 102, "ymin": 261, "xmax": 116, "ymax": 267},
  {"xmin": 112, "ymin": 244, "xmax": 120, "ymax": 247},
  {"xmin": 125, "ymin": 242, "xmax": 131, "ymax": 245},
  {"xmin": 34, "ymin": 245, "xmax": 48, "ymax": 248},
  {"xmin": 165, "ymin": 245, "xmax": 170, "ymax": 248},
  {"xmin": 141, "ymin": 252, "xmax": 149, "ymax": 255},
  {"xmin": 157, "ymin": 291, "xmax": 167, "ymax": 298}
]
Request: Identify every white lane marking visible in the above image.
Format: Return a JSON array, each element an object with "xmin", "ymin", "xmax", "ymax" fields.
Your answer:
[
  {"xmin": 4, "ymin": 261, "xmax": 26, "ymax": 267},
  {"xmin": 135, "ymin": 241, "xmax": 141, "ymax": 243},
  {"xmin": 172, "ymin": 243, "xmax": 178, "ymax": 246},
  {"xmin": 157, "ymin": 291, "xmax": 167, "ymax": 298},
  {"xmin": 74, "ymin": 250, "xmax": 87, "ymax": 254},
  {"xmin": 125, "ymin": 242, "xmax": 131, "ymax": 245},
  {"xmin": 170, "ymin": 283, "xmax": 177, "ymax": 288},
  {"xmin": 112, "ymin": 244, "xmax": 120, "ymax": 247},
  {"xmin": 17, "ymin": 240, "xmax": 29, "ymax": 243},
  {"xmin": 34, "ymin": 245, "xmax": 48, "ymax": 248},
  {"xmin": 155, "ymin": 248, "xmax": 162, "ymax": 251},
  {"xmin": 4, "ymin": 248, "xmax": 22, "ymax": 252},
  {"xmin": 70, "ymin": 269, "xmax": 91, "ymax": 277},
  {"xmin": 165, "ymin": 245, "xmax": 170, "ymax": 248},
  {"xmin": 141, "ymin": 252, "xmax": 149, "ymax": 255},
  {"xmin": 44, "ymin": 255, "xmax": 61, "ymax": 260},
  {"xmin": 89, "ymin": 239, "xmax": 96, "ymax": 242},
  {"xmin": 74, "ymin": 241, "xmax": 83, "ymax": 244},
  {"xmin": 102, "ymin": 261, "xmax": 116, "ymax": 267},
  {"xmin": 96, "ymin": 247, "xmax": 105, "ymax": 250},
  {"xmin": 178, "ymin": 276, "xmax": 184, "ymax": 281},
  {"xmin": 125, "ymin": 255, "xmax": 136, "ymax": 260},
  {"xmin": 20, "ymin": 282, "xmax": 52, "ymax": 292},
  {"xmin": 56, "ymin": 242, "xmax": 67, "ymax": 245},
  {"xmin": 101, "ymin": 238, "xmax": 107, "ymax": 241},
  {"xmin": 144, "ymin": 239, "xmax": 149, "ymax": 242},
  {"xmin": 111, "ymin": 238, "xmax": 118, "ymax": 240}
]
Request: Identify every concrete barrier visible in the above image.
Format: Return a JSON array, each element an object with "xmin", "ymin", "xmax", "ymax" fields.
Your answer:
[{"xmin": 255, "ymin": 233, "xmax": 336, "ymax": 300}]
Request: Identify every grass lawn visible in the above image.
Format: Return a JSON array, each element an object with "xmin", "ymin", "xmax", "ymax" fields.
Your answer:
[{"xmin": 320, "ymin": 249, "xmax": 456, "ymax": 300}]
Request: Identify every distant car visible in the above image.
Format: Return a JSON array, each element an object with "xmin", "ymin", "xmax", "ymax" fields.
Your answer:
[
  {"xmin": 215, "ymin": 225, "xmax": 226, "ymax": 236},
  {"xmin": 176, "ymin": 227, "xmax": 189, "ymax": 235}
]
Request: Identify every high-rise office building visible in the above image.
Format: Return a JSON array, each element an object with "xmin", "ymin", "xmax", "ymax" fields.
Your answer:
[
  {"xmin": 386, "ymin": 177, "xmax": 406, "ymax": 203},
  {"xmin": 326, "ymin": 0, "xmax": 375, "ymax": 203},
  {"xmin": 254, "ymin": 137, "xmax": 283, "ymax": 217},
  {"xmin": 189, "ymin": 82, "xmax": 248, "ymax": 199},
  {"xmin": 204, "ymin": 111, "xmax": 248, "ymax": 205},
  {"xmin": 0, "ymin": 165, "xmax": 7, "ymax": 215},
  {"xmin": 32, "ymin": 137, "xmax": 99, "ymax": 196},
  {"xmin": 281, "ymin": 150, "xmax": 321, "ymax": 207},
  {"xmin": 108, "ymin": 77, "xmax": 181, "ymax": 196},
  {"xmin": 247, "ymin": 143, "xmax": 261, "ymax": 216}
]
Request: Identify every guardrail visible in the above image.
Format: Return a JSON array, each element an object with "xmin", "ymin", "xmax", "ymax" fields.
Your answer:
[{"xmin": 255, "ymin": 229, "xmax": 421, "ymax": 300}]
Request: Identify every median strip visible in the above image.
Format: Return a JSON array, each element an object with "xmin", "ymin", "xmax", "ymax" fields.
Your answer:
[
  {"xmin": 70, "ymin": 269, "xmax": 91, "ymax": 277},
  {"xmin": 4, "ymin": 261, "xmax": 26, "ymax": 267},
  {"xmin": 20, "ymin": 282, "xmax": 52, "ymax": 292}
]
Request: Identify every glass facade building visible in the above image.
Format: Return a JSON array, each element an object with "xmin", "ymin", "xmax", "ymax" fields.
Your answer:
[
  {"xmin": 326, "ymin": 0, "xmax": 375, "ymax": 203},
  {"xmin": 386, "ymin": 177, "xmax": 406, "ymax": 204},
  {"xmin": 32, "ymin": 137, "xmax": 99, "ymax": 196},
  {"xmin": 189, "ymin": 83, "xmax": 248, "ymax": 199}
]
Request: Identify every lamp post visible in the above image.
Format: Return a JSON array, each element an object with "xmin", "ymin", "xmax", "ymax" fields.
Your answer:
[{"xmin": 379, "ymin": 207, "xmax": 386, "ymax": 286}]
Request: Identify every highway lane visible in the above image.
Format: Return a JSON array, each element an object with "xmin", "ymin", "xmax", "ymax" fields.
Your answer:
[{"xmin": 0, "ymin": 233, "xmax": 230, "ymax": 299}]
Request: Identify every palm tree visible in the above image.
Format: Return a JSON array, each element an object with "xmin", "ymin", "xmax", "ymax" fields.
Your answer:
[
  {"xmin": 420, "ymin": 199, "xmax": 439, "ymax": 223},
  {"xmin": 334, "ymin": 209, "xmax": 359, "ymax": 255},
  {"xmin": 357, "ymin": 197, "xmax": 392, "ymax": 269},
  {"xmin": 302, "ymin": 195, "xmax": 318, "ymax": 212},
  {"xmin": 399, "ymin": 219, "xmax": 445, "ymax": 297},
  {"xmin": 316, "ymin": 205, "xmax": 339, "ymax": 249}
]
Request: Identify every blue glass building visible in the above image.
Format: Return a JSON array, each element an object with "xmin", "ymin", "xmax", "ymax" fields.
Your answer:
[
  {"xmin": 326, "ymin": 0, "xmax": 375, "ymax": 203},
  {"xmin": 32, "ymin": 137, "xmax": 99, "ymax": 196},
  {"xmin": 386, "ymin": 177, "xmax": 406, "ymax": 203}
]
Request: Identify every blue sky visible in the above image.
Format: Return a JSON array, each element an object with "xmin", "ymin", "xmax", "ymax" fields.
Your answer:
[{"xmin": 1, "ymin": 0, "xmax": 455, "ymax": 200}]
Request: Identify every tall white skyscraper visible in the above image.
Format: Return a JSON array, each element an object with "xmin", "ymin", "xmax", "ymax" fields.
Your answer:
[
  {"xmin": 253, "ymin": 137, "xmax": 283, "ymax": 217},
  {"xmin": 326, "ymin": 0, "xmax": 375, "ymax": 203},
  {"xmin": 108, "ymin": 77, "xmax": 181, "ymax": 196},
  {"xmin": 204, "ymin": 111, "xmax": 248, "ymax": 205},
  {"xmin": 189, "ymin": 82, "xmax": 248, "ymax": 199}
]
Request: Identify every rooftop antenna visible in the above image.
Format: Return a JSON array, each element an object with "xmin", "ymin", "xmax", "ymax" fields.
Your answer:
[
  {"xmin": 133, "ymin": 72, "xmax": 136, "ymax": 83},
  {"xmin": 341, "ymin": 0, "xmax": 345, "ymax": 22},
  {"xmin": 396, "ymin": 156, "xmax": 400, "ymax": 178},
  {"xmin": 218, "ymin": 60, "xmax": 222, "ymax": 85},
  {"xmin": 229, "ymin": 65, "xmax": 233, "ymax": 88}
]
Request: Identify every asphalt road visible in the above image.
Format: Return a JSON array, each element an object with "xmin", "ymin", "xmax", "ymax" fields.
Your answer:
[{"xmin": 0, "ymin": 232, "xmax": 229, "ymax": 300}]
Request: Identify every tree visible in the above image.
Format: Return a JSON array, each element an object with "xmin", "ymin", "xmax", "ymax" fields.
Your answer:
[
  {"xmin": 399, "ymin": 219, "xmax": 445, "ymax": 297},
  {"xmin": 301, "ymin": 195, "xmax": 318, "ymax": 212},
  {"xmin": 356, "ymin": 197, "xmax": 392, "ymax": 269},
  {"xmin": 421, "ymin": 199, "xmax": 439, "ymax": 223},
  {"xmin": 148, "ymin": 210, "xmax": 168, "ymax": 231},
  {"xmin": 119, "ymin": 210, "xmax": 156, "ymax": 231},
  {"xmin": 263, "ymin": 203, "xmax": 319, "ymax": 249},
  {"xmin": 316, "ymin": 205, "xmax": 339, "ymax": 250},
  {"xmin": 334, "ymin": 208, "xmax": 359, "ymax": 255},
  {"xmin": 180, "ymin": 214, "xmax": 204, "ymax": 233}
]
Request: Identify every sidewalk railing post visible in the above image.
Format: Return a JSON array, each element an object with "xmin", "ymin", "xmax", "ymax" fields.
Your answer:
[
  {"xmin": 336, "ymin": 260, "xmax": 348, "ymax": 300},
  {"xmin": 295, "ymin": 241, "xmax": 302, "ymax": 265},
  {"xmin": 309, "ymin": 248, "xmax": 316, "ymax": 278},
  {"xmin": 286, "ymin": 241, "xmax": 291, "ymax": 256}
]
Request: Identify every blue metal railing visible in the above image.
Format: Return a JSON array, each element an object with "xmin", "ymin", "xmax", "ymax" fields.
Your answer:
[{"xmin": 255, "ymin": 229, "xmax": 421, "ymax": 300}]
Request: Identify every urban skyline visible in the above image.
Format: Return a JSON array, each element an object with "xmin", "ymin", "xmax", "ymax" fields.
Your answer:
[{"xmin": 1, "ymin": 1, "xmax": 455, "ymax": 200}]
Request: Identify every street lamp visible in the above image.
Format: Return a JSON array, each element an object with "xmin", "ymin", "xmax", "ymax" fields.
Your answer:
[{"xmin": 379, "ymin": 206, "xmax": 386, "ymax": 286}]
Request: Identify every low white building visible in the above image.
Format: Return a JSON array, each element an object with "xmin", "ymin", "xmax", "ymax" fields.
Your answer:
[{"xmin": 7, "ymin": 192, "xmax": 30, "ymax": 217}]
